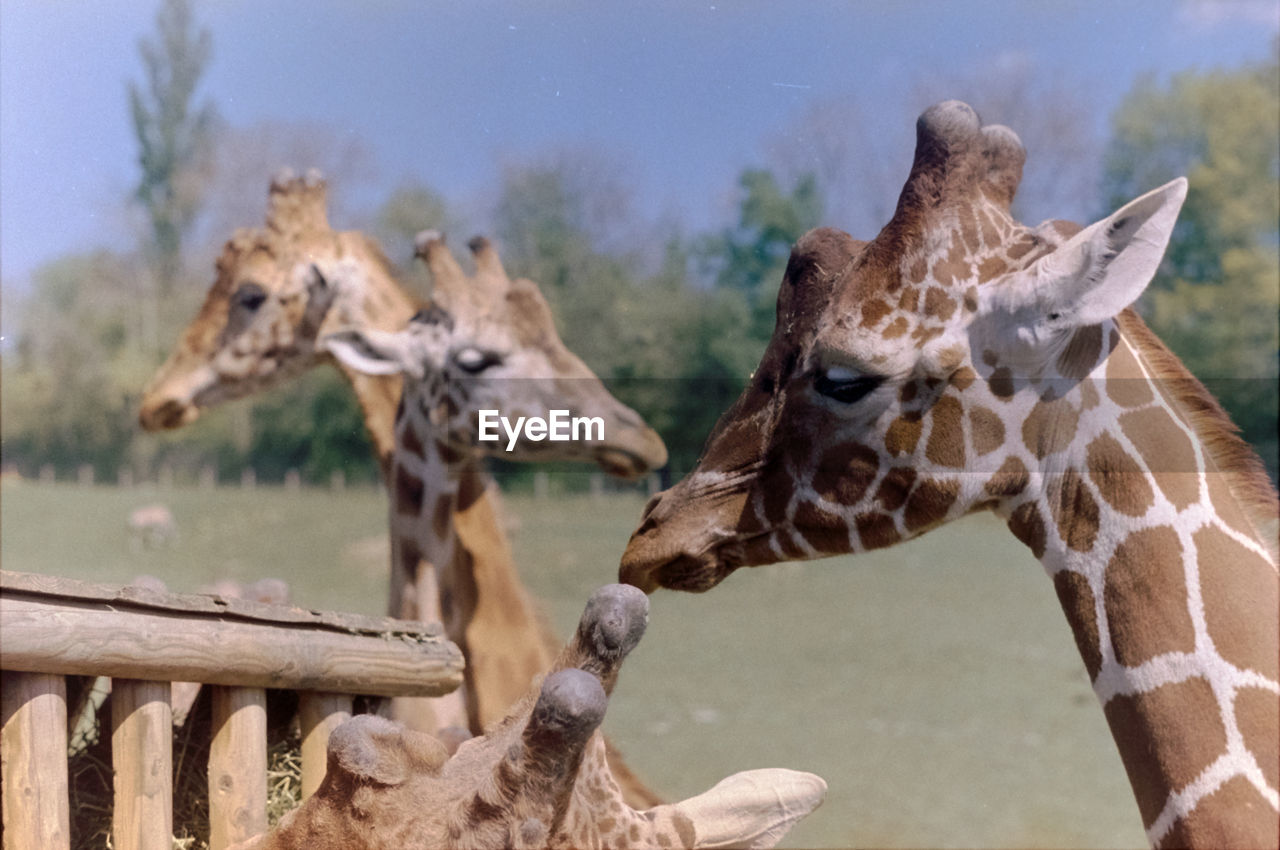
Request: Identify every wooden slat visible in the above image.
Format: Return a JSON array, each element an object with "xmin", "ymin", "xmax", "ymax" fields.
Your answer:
[
  {"xmin": 111, "ymin": 679, "xmax": 172, "ymax": 850},
  {"xmin": 1, "ymin": 672, "xmax": 70, "ymax": 850},
  {"xmin": 1, "ymin": 596, "xmax": 463, "ymax": 698},
  {"xmin": 208, "ymin": 686, "xmax": 267, "ymax": 850},
  {"xmin": 298, "ymin": 692, "xmax": 353, "ymax": 800},
  {"xmin": 1, "ymin": 570, "xmax": 443, "ymax": 636}
]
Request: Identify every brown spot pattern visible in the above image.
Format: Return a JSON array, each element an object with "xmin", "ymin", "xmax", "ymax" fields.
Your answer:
[
  {"xmin": 401, "ymin": 426, "xmax": 427, "ymax": 460},
  {"xmin": 1103, "ymin": 676, "xmax": 1227, "ymax": 828},
  {"xmin": 951, "ymin": 366, "xmax": 977, "ymax": 391},
  {"xmin": 1086, "ymin": 432, "xmax": 1155, "ymax": 517},
  {"xmin": 1120, "ymin": 408, "xmax": 1200, "ymax": 511},
  {"xmin": 1051, "ymin": 468, "xmax": 1100, "ymax": 553},
  {"xmin": 1022, "ymin": 397, "xmax": 1080, "ymax": 459},
  {"xmin": 860, "ymin": 299, "xmax": 893, "ymax": 328},
  {"xmin": 1053, "ymin": 570, "xmax": 1102, "ymax": 680},
  {"xmin": 813, "ymin": 442, "xmax": 880, "ymax": 505},
  {"xmin": 855, "ymin": 511, "xmax": 901, "ymax": 549},
  {"xmin": 793, "ymin": 500, "xmax": 851, "ymax": 553},
  {"xmin": 962, "ymin": 286, "xmax": 979, "ymax": 312},
  {"xmin": 977, "ymin": 255, "xmax": 1008, "ymax": 283},
  {"xmin": 907, "ymin": 257, "xmax": 928, "ymax": 284},
  {"xmin": 988, "ymin": 367, "xmax": 1015, "ymax": 400},
  {"xmin": 1006, "ymin": 233, "xmax": 1037, "ymax": 260},
  {"xmin": 1104, "ymin": 526, "xmax": 1194, "ymax": 667},
  {"xmin": 1160, "ymin": 776, "xmax": 1277, "ymax": 849},
  {"xmin": 898, "ymin": 286, "xmax": 919, "ymax": 312},
  {"xmin": 395, "ymin": 466, "xmax": 425, "ymax": 516},
  {"xmin": 1057, "ymin": 325, "xmax": 1104, "ymax": 381},
  {"xmin": 1105, "ymin": 343, "xmax": 1154, "ymax": 408},
  {"xmin": 432, "ymin": 495, "xmax": 452, "ymax": 540},
  {"xmin": 969, "ymin": 406, "xmax": 1006, "ymax": 457},
  {"xmin": 875, "ymin": 466, "xmax": 917, "ymax": 511},
  {"xmin": 924, "ymin": 287, "xmax": 957, "ymax": 321},
  {"xmin": 983, "ymin": 456, "xmax": 1029, "ymax": 498},
  {"xmin": 1195, "ymin": 526, "xmax": 1279, "ymax": 680},
  {"xmin": 1234, "ymin": 687, "xmax": 1279, "ymax": 791},
  {"xmin": 903, "ymin": 477, "xmax": 959, "ymax": 533},
  {"xmin": 932, "ymin": 232, "xmax": 970, "ymax": 286},
  {"xmin": 885, "ymin": 411, "xmax": 923, "ymax": 456},
  {"xmin": 925, "ymin": 396, "xmax": 966, "ymax": 468},
  {"xmin": 1007, "ymin": 501, "xmax": 1047, "ymax": 558},
  {"xmin": 1079, "ymin": 378, "xmax": 1101, "ymax": 410},
  {"xmin": 883, "ymin": 316, "xmax": 909, "ymax": 339}
]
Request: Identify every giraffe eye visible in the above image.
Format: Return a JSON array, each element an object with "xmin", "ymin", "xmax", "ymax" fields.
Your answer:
[
  {"xmin": 454, "ymin": 347, "xmax": 503, "ymax": 374},
  {"xmin": 814, "ymin": 367, "xmax": 883, "ymax": 404},
  {"xmin": 233, "ymin": 283, "xmax": 268, "ymax": 312}
]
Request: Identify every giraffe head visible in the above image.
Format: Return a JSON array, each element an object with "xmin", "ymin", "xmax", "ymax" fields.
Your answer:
[
  {"xmin": 324, "ymin": 233, "xmax": 668, "ymax": 479},
  {"xmin": 233, "ymin": 584, "xmax": 827, "ymax": 850},
  {"xmin": 139, "ymin": 169, "xmax": 406, "ymax": 431},
  {"xmin": 623, "ymin": 100, "xmax": 1187, "ymax": 592}
]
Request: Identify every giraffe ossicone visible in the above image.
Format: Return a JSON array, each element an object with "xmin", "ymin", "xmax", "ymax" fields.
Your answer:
[
  {"xmin": 623, "ymin": 100, "xmax": 1278, "ymax": 848},
  {"xmin": 228, "ymin": 584, "xmax": 827, "ymax": 850}
]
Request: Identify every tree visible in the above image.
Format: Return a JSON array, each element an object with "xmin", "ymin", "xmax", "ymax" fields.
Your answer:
[
  {"xmin": 129, "ymin": 0, "xmax": 218, "ymax": 296},
  {"xmin": 699, "ymin": 168, "xmax": 823, "ymax": 344},
  {"xmin": 1102, "ymin": 53, "xmax": 1280, "ymax": 480}
]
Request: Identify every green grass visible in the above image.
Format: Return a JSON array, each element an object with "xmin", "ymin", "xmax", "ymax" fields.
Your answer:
[{"xmin": 2, "ymin": 480, "xmax": 1146, "ymax": 848}]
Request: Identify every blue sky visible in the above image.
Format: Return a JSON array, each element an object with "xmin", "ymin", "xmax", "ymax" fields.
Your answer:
[{"xmin": 1, "ymin": 0, "xmax": 1276, "ymax": 288}]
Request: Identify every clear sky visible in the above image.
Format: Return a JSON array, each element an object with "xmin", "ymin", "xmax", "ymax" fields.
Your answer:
[{"xmin": 1, "ymin": 0, "xmax": 1276, "ymax": 287}]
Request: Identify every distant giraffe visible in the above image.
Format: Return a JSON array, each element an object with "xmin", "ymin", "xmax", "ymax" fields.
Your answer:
[
  {"xmin": 140, "ymin": 171, "xmax": 665, "ymax": 806},
  {"xmin": 623, "ymin": 102, "xmax": 1279, "ymax": 847},
  {"xmin": 229, "ymin": 585, "xmax": 827, "ymax": 850},
  {"xmin": 325, "ymin": 231, "xmax": 667, "ymax": 736}
]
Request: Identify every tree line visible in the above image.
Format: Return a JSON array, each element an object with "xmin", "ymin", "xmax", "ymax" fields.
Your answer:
[{"xmin": 3, "ymin": 1, "xmax": 1275, "ymax": 486}]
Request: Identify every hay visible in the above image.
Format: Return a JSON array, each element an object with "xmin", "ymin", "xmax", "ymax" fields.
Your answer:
[{"xmin": 67, "ymin": 687, "xmax": 304, "ymax": 850}]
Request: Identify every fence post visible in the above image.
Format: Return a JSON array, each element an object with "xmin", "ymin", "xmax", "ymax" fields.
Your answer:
[
  {"xmin": 298, "ymin": 692, "xmax": 353, "ymax": 800},
  {"xmin": 118, "ymin": 467, "xmax": 135, "ymax": 488},
  {"xmin": 329, "ymin": 470, "xmax": 346, "ymax": 492},
  {"xmin": 77, "ymin": 465, "xmax": 94, "ymax": 487},
  {"xmin": 1, "ymin": 672, "xmax": 70, "ymax": 850},
  {"xmin": 199, "ymin": 465, "xmax": 217, "ymax": 489},
  {"xmin": 647, "ymin": 473, "xmax": 661, "ymax": 498},
  {"xmin": 38, "ymin": 465, "xmax": 55, "ymax": 484},
  {"xmin": 284, "ymin": 469, "xmax": 301, "ymax": 491},
  {"xmin": 158, "ymin": 465, "xmax": 174, "ymax": 489},
  {"xmin": 240, "ymin": 468, "xmax": 256, "ymax": 490},
  {"xmin": 590, "ymin": 472, "xmax": 604, "ymax": 500},
  {"xmin": 208, "ymin": 686, "xmax": 267, "ymax": 850},
  {"xmin": 111, "ymin": 679, "xmax": 173, "ymax": 850}
]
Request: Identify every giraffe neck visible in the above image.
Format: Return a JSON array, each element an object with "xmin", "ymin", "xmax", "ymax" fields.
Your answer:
[
  {"xmin": 1000, "ymin": 314, "xmax": 1279, "ymax": 847},
  {"xmin": 322, "ymin": 240, "xmax": 419, "ymax": 475}
]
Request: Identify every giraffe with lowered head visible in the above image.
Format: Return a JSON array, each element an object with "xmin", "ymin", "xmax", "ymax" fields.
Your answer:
[
  {"xmin": 140, "ymin": 171, "xmax": 666, "ymax": 805},
  {"xmin": 623, "ymin": 101, "xmax": 1278, "ymax": 847},
  {"xmin": 229, "ymin": 584, "xmax": 827, "ymax": 850}
]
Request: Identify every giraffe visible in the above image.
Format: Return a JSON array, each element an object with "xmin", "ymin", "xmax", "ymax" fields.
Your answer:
[
  {"xmin": 139, "ymin": 171, "xmax": 666, "ymax": 806},
  {"xmin": 324, "ymin": 231, "xmax": 667, "ymax": 734},
  {"xmin": 622, "ymin": 101, "xmax": 1279, "ymax": 848},
  {"xmin": 228, "ymin": 584, "xmax": 827, "ymax": 850}
]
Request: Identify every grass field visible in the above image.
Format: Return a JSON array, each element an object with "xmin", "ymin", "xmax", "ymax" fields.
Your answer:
[{"xmin": 1, "ymin": 479, "xmax": 1147, "ymax": 848}]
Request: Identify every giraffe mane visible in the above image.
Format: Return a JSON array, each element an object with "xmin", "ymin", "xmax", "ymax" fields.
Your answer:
[{"xmin": 1116, "ymin": 308, "xmax": 1280, "ymax": 561}]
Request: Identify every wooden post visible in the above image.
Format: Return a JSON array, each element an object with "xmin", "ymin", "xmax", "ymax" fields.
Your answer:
[
  {"xmin": 1, "ymin": 672, "xmax": 70, "ymax": 850},
  {"xmin": 284, "ymin": 469, "xmax": 301, "ymax": 491},
  {"xmin": 38, "ymin": 465, "xmax": 55, "ymax": 484},
  {"xmin": 118, "ymin": 467, "xmax": 135, "ymax": 488},
  {"xmin": 590, "ymin": 472, "xmax": 604, "ymax": 499},
  {"xmin": 111, "ymin": 679, "xmax": 172, "ymax": 850},
  {"xmin": 298, "ymin": 692, "xmax": 352, "ymax": 800},
  {"xmin": 533, "ymin": 470, "xmax": 549, "ymax": 500},
  {"xmin": 329, "ymin": 470, "xmax": 345, "ymax": 492},
  {"xmin": 199, "ymin": 465, "xmax": 217, "ymax": 489},
  {"xmin": 77, "ymin": 465, "xmax": 94, "ymax": 486},
  {"xmin": 240, "ymin": 468, "xmax": 256, "ymax": 490},
  {"xmin": 208, "ymin": 686, "xmax": 267, "ymax": 850}
]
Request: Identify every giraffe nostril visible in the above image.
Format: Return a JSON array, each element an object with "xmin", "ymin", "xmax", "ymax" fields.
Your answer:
[{"xmin": 640, "ymin": 493, "xmax": 662, "ymax": 521}]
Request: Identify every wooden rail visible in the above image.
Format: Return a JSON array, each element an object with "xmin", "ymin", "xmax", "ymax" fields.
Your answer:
[{"xmin": 0, "ymin": 570, "xmax": 464, "ymax": 850}]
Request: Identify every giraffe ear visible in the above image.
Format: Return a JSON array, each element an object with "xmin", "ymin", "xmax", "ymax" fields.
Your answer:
[
  {"xmin": 672, "ymin": 768, "xmax": 827, "ymax": 849},
  {"xmin": 979, "ymin": 178, "xmax": 1187, "ymax": 348},
  {"xmin": 322, "ymin": 329, "xmax": 424, "ymax": 380}
]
